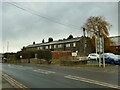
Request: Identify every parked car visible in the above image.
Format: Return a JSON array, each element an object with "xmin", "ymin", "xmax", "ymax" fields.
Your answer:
[
  {"xmin": 88, "ymin": 53, "xmax": 99, "ymax": 60},
  {"xmin": 102, "ymin": 53, "xmax": 120, "ymax": 65}
]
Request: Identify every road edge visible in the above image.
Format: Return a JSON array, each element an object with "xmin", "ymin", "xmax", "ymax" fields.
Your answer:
[{"xmin": 2, "ymin": 73, "xmax": 29, "ymax": 90}]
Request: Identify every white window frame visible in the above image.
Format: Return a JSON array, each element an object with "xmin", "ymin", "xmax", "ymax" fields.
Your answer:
[
  {"xmin": 37, "ymin": 47, "xmax": 40, "ymax": 50},
  {"xmin": 66, "ymin": 43, "xmax": 70, "ymax": 47},
  {"xmin": 45, "ymin": 46, "xmax": 49, "ymax": 49},
  {"xmin": 58, "ymin": 44, "xmax": 62, "ymax": 48},
  {"xmin": 73, "ymin": 43, "xmax": 76, "ymax": 47},
  {"xmin": 49, "ymin": 45, "xmax": 52, "ymax": 49},
  {"xmin": 54, "ymin": 45, "xmax": 56, "ymax": 48},
  {"xmin": 40, "ymin": 47, "xmax": 43, "ymax": 50}
]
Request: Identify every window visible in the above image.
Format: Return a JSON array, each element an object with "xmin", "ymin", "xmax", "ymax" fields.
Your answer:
[
  {"xmin": 49, "ymin": 45, "xmax": 52, "ymax": 49},
  {"xmin": 45, "ymin": 46, "xmax": 49, "ymax": 49},
  {"xmin": 58, "ymin": 44, "xmax": 62, "ymax": 48},
  {"xmin": 40, "ymin": 47, "xmax": 43, "ymax": 50},
  {"xmin": 66, "ymin": 44, "xmax": 70, "ymax": 47},
  {"xmin": 73, "ymin": 43, "xmax": 76, "ymax": 47},
  {"xmin": 54, "ymin": 45, "xmax": 56, "ymax": 48},
  {"xmin": 37, "ymin": 47, "xmax": 40, "ymax": 50},
  {"xmin": 37, "ymin": 47, "xmax": 43, "ymax": 50}
]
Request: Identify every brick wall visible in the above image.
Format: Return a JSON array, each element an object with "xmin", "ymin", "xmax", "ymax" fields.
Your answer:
[{"xmin": 52, "ymin": 51, "xmax": 72, "ymax": 59}]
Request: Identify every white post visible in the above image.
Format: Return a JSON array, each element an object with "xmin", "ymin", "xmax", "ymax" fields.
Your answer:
[
  {"xmin": 95, "ymin": 36, "xmax": 98, "ymax": 61},
  {"xmin": 102, "ymin": 37, "xmax": 105, "ymax": 68},
  {"xmin": 98, "ymin": 37, "xmax": 101, "ymax": 67}
]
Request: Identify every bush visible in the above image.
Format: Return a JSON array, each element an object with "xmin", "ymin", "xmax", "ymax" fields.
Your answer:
[
  {"xmin": 3, "ymin": 53, "xmax": 17, "ymax": 63},
  {"xmin": 3, "ymin": 50, "xmax": 52, "ymax": 64},
  {"xmin": 16, "ymin": 50, "xmax": 52, "ymax": 63},
  {"xmin": 59, "ymin": 56, "xmax": 87, "ymax": 66},
  {"xmin": 59, "ymin": 56, "xmax": 73, "ymax": 66}
]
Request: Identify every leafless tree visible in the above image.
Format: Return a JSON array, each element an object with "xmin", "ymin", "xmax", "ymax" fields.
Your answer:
[{"xmin": 83, "ymin": 16, "xmax": 111, "ymax": 38}]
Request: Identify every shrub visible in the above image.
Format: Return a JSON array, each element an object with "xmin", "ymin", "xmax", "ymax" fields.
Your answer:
[
  {"xmin": 59, "ymin": 56, "xmax": 73, "ymax": 66},
  {"xmin": 16, "ymin": 50, "xmax": 52, "ymax": 64}
]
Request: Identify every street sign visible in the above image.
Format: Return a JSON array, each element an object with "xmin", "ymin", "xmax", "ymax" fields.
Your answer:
[
  {"xmin": 72, "ymin": 52, "xmax": 77, "ymax": 57},
  {"xmin": 96, "ymin": 37, "xmax": 104, "ymax": 53},
  {"xmin": 96, "ymin": 36, "xmax": 105, "ymax": 68}
]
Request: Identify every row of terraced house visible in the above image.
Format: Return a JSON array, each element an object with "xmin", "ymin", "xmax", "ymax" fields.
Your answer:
[{"xmin": 22, "ymin": 35, "xmax": 120, "ymax": 57}]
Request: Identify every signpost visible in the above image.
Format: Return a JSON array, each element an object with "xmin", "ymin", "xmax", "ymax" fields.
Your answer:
[
  {"xmin": 96, "ymin": 36, "xmax": 105, "ymax": 68},
  {"xmin": 72, "ymin": 52, "xmax": 77, "ymax": 57},
  {"xmin": 72, "ymin": 51, "xmax": 78, "ymax": 60}
]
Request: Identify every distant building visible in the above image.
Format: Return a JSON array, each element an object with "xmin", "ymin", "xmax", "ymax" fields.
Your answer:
[{"xmin": 109, "ymin": 36, "xmax": 120, "ymax": 54}]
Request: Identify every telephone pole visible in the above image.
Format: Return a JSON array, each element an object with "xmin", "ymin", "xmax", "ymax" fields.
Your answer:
[{"xmin": 83, "ymin": 28, "xmax": 86, "ymax": 56}]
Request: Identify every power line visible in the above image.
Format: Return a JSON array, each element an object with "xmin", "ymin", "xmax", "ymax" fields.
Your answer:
[{"xmin": 7, "ymin": 2, "xmax": 81, "ymax": 30}]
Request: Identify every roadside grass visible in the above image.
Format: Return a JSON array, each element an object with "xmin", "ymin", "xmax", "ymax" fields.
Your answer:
[
  {"xmin": 51, "ymin": 56, "xmax": 88, "ymax": 66},
  {"xmin": 51, "ymin": 57, "xmax": 115, "ymax": 69},
  {"xmin": 5, "ymin": 58, "xmax": 118, "ymax": 69},
  {"xmin": 51, "ymin": 59, "xmax": 60, "ymax": 65}
]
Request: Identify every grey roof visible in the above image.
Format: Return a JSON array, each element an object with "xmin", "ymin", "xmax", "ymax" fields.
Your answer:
[
  {"xmin": 110, "ymin": 36, "xmax": 120, "ymax": 46},
  {"xmin": 26, "ymin": 37, "xmax": 81, "ymax": 48}
]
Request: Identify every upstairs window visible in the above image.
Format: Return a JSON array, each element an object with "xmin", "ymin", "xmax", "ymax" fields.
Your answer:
[
  {"xmin": 54, "ymin": 45, "xmax": 56, "ymax": 48},
  {"xmin": 66, "ymin": 44, "xmax": 70, "ymax": 47},
  {"xmin": 58, "ymin": 44, "xmax": 62, "ymax": 48},
  {"xmin": 73, "ymin": 43, "xmax": 76, "ymax": 47}
]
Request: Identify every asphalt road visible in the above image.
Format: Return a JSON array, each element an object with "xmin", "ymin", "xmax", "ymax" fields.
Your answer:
[{"xmin": 2, "ymin": 63, "xmax": 119, "ymax": 89}]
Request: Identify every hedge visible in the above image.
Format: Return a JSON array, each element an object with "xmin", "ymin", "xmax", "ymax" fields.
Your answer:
[{"xmin": 3, "ymin": 50, "xmax": 52, "ymax": 62}]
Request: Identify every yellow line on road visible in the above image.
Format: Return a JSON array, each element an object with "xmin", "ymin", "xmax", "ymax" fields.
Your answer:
[
  {"xmin": 2, "ymin": 73, "xmax": 29, "ymax": 90},
  {"xmin": 64, "ymin": 75, "xmax": 120, "ymax": 89}
]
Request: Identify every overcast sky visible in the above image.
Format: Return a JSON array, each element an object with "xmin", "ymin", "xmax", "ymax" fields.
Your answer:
[{"xmin": 0, "ymin": 1, "xmax": 118, "ymax": 53}]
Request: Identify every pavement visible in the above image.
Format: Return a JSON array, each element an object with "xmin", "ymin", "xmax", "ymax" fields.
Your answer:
[{"xmin": 2, "ymin": 77, "xmax": 16, "ymax": 89}]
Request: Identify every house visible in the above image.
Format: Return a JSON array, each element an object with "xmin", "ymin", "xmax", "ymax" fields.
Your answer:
[
  {"xmin": 23, "ymin": 36, "xmax": 94, "ymax": 56},
  {"xmin": 22, "ymin": 35, "xmax": 120, "ymax": 59},
  {"xmin": 109, "ymin": 36, "xmax": 120, "ymax": 54}
]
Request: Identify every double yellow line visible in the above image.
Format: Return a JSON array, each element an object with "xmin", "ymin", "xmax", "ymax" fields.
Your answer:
[{"xmin": 2, "ymin": 73, "xmax": 29, "ymax": 90}]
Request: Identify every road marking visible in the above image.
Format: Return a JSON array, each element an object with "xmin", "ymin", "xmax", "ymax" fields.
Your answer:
[
  {"xmin": 33, "ymin": 69, "xmax": 56, "ymax": 74},
  {"xmin": 8, "ymin": 66, "xmax": 26, "ymax": 70},
  {"xmin": 8, "ymin": 65, "xmax": 33, "ymax": 70},
  {"xmin": 64, "ymin": 75, "xmax": 120, "ymax": 89},
  {"xmin": 2, "ymin": 73, "xmax": 29, "ymax": 90}
]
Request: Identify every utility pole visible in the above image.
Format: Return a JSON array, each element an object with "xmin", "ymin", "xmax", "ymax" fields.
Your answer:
[{"xmin": 83, "ymin": 28, "xmax": 86, "ymax": 56}]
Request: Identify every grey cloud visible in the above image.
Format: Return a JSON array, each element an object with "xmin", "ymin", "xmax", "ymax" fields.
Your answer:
[{"xmin": 2, "ymin": 2, "xmax": 118, "ymax": 52}]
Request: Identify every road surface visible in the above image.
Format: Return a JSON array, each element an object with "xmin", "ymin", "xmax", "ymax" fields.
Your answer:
[{"xmin": 2, "ymin": 63, "xmax": 120, "ymax": 89}]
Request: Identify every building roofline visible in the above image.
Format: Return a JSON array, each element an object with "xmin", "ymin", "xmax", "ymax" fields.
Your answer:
[{"xmin": 26, "ymin": 37, "xmax": 81, "ymax": 48}]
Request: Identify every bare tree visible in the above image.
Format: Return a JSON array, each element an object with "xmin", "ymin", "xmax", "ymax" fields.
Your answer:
[
  {"xmin": 83, "ymin": 16, "xmax": 112, "ymax": 68},
  {"xmin": 83, "ymin": 16, "xmax": 111, "ymax": 38}
]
